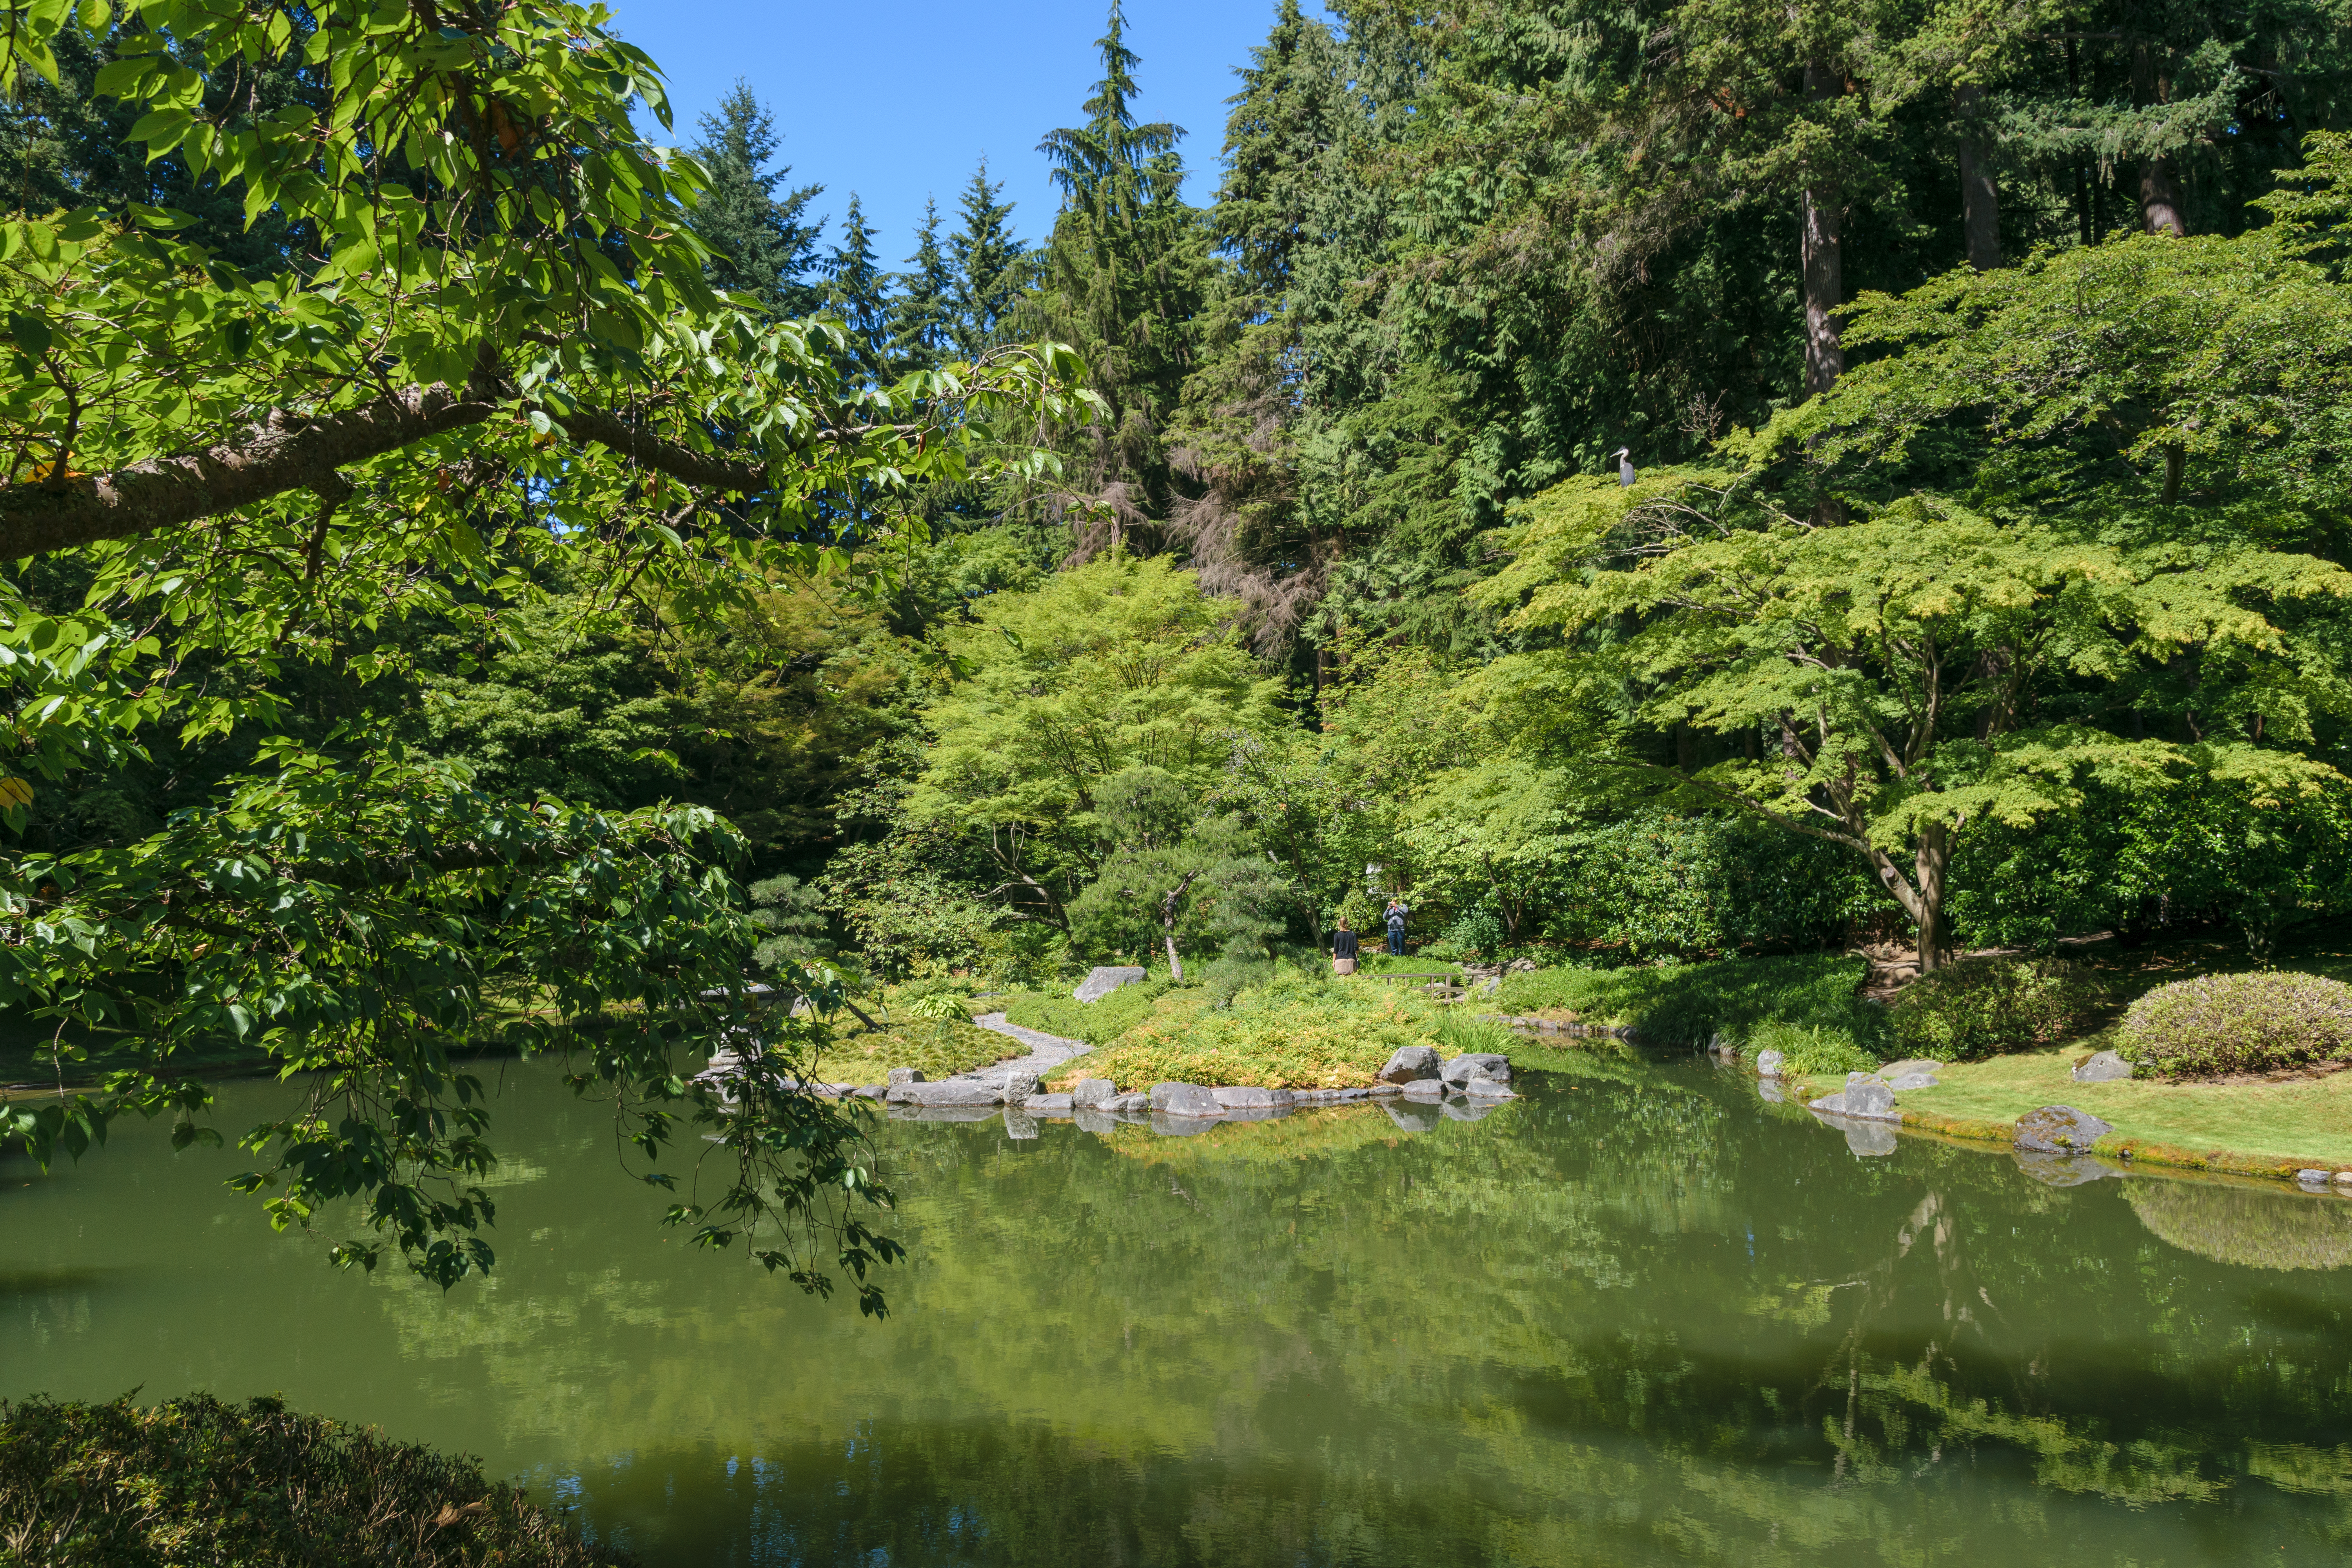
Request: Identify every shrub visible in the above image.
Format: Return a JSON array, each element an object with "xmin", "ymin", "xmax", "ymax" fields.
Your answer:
[
  {"xmin": 1884, "ymin": 956, "xmax": 2108, "ymax": 1062},
  {"xmin": 0, "ymin": 1394, "xmax": 624, "ymax": 1567},
  {"xmin": 1747, "ymin": 1018, "xmax": 1881, "ymax": 1076},
  {"xmin": 1441, "ymin": 907, "xmax": 1508, "ymax": 958},
  {"xmin": 1492, "ymin": 953, "xmax": 1873, "ymax": 1047},
  {"xmin": 1002, "ymin": 974, "xmax": 1181, "ymax": 1045},
  {"xmin": 1433, "ymin": 1008, "xmax": 1520, "ymax": 1056},
  {"xmin": 2116, "ymin": 970, "xmax": 2352, "ymax": 1078}
]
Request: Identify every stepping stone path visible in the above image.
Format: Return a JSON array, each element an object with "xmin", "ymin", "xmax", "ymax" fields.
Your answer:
[{"xmin": 967, "ymin": 1011, "xmax": 1093, "ymax": 1087}]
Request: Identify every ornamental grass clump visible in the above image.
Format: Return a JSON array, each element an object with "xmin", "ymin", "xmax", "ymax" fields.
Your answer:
[
  {"xmin": 1885, "ymin": 956, "xmax": 2107, "ymax": 1062},
  {"xmin": 2117, "ymin": 971, "xmax": 2352, "ymax": 1078}
]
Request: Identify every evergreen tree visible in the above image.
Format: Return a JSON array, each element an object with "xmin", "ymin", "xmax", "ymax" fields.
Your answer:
[
  {"xmin": 888, "ymin": 197, "xmax": 958, "ymax": 372},
  {"xmin": 947, "ymin": 159, "xmax": 1028, "ymax": 357},
  {"xmin": 822, "ymin": 192, "xmax": 894, "ymax": 381},
  {"xmin": 689, "ymin": 80, "xmax": 825, "ymax": 317},
  {"xmin": 1028, "ymin": 1, "xmax": 1213, "ymax": 546}
]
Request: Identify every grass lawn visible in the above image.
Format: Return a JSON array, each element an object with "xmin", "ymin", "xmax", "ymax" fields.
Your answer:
[{"xmin": 1801, "ymin": 1046, "xmax": 2352, "ymax": 1169}]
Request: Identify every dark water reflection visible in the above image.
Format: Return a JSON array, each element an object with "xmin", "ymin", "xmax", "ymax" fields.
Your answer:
[{"xmin": 7, "ymin": 1052, "xmax": 2352, "ymax": 1565}]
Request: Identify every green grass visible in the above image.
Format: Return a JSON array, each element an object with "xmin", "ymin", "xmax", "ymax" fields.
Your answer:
[
  {"xmin": 1489, "ymin": 952, "xmax": 1874, "ymax": 1046},
  {"xmin": 815, "ymin": 1005, "xmax": 1017, "ymax": 1083},
  {"xmin": 1001, "ymin": 975, "xmax": 1185, "ymax": 1046},
  {"xmin": 1822, "ymin": 1044, "xmax": 2352, "ymax": 1167}
]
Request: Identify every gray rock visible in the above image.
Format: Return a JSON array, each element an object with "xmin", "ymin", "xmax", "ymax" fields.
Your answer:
[
  {"xmin": 1368, "ymin": 1082, "xmax": 1404, "ymax": 1097},
  {"xmin": 1215, "ymin": 1105, "xmax": 1289, "ymax": 1123},
  {"xmin": 2013, "ymin": 1104, "xmax": 2114, "ymax": 1154},
  {"xmin": 1886, "ymin": 1071, "xmax": 1941, "ymax": 1091},
  {"xmin": 2337, "ymin": 1171, "xmax": 2352, "ymax": 1187},
  {"xmin": 1149, "ymin": 1111, "xmax": 1223, "ymax": 1137},
  {"xmin": 1102, "ymin": 1091, "xmax": 1152, "ymax": 1113},
  {"xmin": 851, "ymin": 1084, "xmax": 888, "ymax": 1100},
  {"xmin": 1026, "ymin": 1093, "xmax": 1074, "ymax": 1115},
  {"xmin": 1002, "ymin": 1108, "xmax": 1040, "ymax": 1140},
  {"xmin": 895, "ymin": 1104, "xmax": 1001, "ymax": 1123},
  {"xmin": 1212, "ymin": 1085, "xmax": 1296, "ymax": 1111},
  {"xmin": 1377, "ymin": 1045, "xmax": 1443, "ymax": 1084},
  {"xmin": 1069, "ymin": 1077, "xmax": 1119, "ymax": 1108},
  {"xmin": 999, "ymin": 1071, "xmax": 1040, "ymax": 1105},
  {"xmin": 1880, "ymin": 1059, "xmax": 1941, "ymax": 1079},
  {"xmin": 895, "ymin": 1078, "xmax": 1002, "ymax": 1108},
  {"xmin": 1441, "ymin": 1052, "xmax": 1512, "ymax": 1088},
  {"xmin": 1755, "ymin": 1049, "xmax": 1785, "ymax": 1079},
  {"xmin": 2298, "ymin": 1168, "xmax": 2333, "ymax": 1186},
  {"xmin": 1463, "ymin": 1078, "xmax": 1516, "ymax": 1100},
  {"xmin": 1813, "ymin": 1074, "xmax": 1897, "ymax": 1121},
  {"xmin": 1073, "ymin": 1108, "xmax": 1120, "ymax": 1135},
  {"xmin": 1073, "ymin": 965, "xmax": 1149, "ymax": 1004},
  {"xmin": 1385, "ymin": 1102, "xmax": 1440, "ymax": 1133},
  {"xmin": 2071, "ymin": 1050, "xmax": 2134, "ymax": 1083},
  {"xmin": 1150, "ymin": 1082, "xmax": 1224, "ymax": 1118},
  {"xmin": 1401, "ymin": 1078, "xmax": 1450, "ymax": 1100},
  {"xmin": 1842, "ymin": 1120, "xmax": 1898, "ymax": 1157},
  {"xmin": 887, "ymin": 1067, "xmax": 926, "ymax": 1087}
]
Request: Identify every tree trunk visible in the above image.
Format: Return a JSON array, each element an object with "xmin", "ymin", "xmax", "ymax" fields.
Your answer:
[
  {"xmin": 1800, "ymin": 62, "xmax": 1845, "ymax": 397},
  {"xmin": 1160, "ymin": 869, "xmax": 1201, "ymax": 982},
  {"xmin": 1911, "ymin": 824, "xmax": 1951, "ymax": 973},
  {"xmin": 1955, "ymin": 85, "xmax": 2000, "ymax": 271},
  {"xmin": 2133, "ymin": 46, "xmax": 2188, "ymax": 237}
]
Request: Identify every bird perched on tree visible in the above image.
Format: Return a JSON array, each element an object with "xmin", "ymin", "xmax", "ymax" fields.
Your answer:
[{"xmin": 1613, "ymin": 446, "xmax": 1636, "ymax": 487}]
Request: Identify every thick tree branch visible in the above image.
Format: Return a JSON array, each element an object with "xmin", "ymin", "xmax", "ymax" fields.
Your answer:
[{"xmin": 0, "ymin": 383, "xmax": 775, "ymax": 560}]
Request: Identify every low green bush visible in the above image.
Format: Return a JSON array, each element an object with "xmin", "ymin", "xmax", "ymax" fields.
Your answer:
[
  {"xmin": 1884, "ymin": 956, "xmax": 2109, "ymax": 1062},
  {"xmin": 2116, "ymin": 970, "xmax": 2352, "ymax": 1078},
  {"xmin": 0, "ymin": 1393, "xmax": 623, "ymax": 1566},
  {"xmin": 1748, "ymin": 1018, "xmax": 1881, "ymax": 1076},
  {"xmin": 1002, "ymin": 974, "xmax": 1182, "ymax": 1045},
  {"xmin": 1491, "ymin": 953, "xmax": 1872, "ymax": 1047},
  {"xmin": 1433, "ymin": 1008, "xmax": 1521, "ymax": 1056}
]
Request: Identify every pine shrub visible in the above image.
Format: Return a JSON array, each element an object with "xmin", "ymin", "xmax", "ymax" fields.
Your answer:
[{"xmin": 2117, "ymin": 970, "xmax": 2352, "ymax": 1078}]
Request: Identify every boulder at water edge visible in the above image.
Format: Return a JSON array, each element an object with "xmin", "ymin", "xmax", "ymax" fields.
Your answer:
[
  {"xmin": 1069, "ymin": 1077, "xmax": 1118, "ymax": 1107},
  {"xmin": 1755, "ymin": 1049, "xmax": 1785, "ymax": 1078},
  {"xmin": 1441, "ymin": 1053, "xmax": 1512, "ymax": 1088},
  {"xmin": 1463, "ymin": 1078, "xmax": 1515, "ymax": 1100},
  {"xmin": 888, "ymin": 1067, "xmax": 926, "ymax": 1087},
  {"xmin": 1212, "ymin": 1085, "xmax": 1295, "ymax": 1110},
  {"xmin": 1027, "ymin": 1093, "xmax": 1074, "ymax": 1115},
  {"xmin": 2014, "ymin": 1104, "xmax": 2113, "ymax": 1154},
  {"xmin": 894, "ymin": 1079, "xmax": 1002, "ymax": 1107},
  {"xmin": 2071, "ymin": 1050, "xmax": 2133, "ymax": 1083},
  {"xmin": 1150, "ymin": 1082, "xmax": 1224, "ymax": 1118},
  {"xmin": 1886, "ymin": 1071, "xmax": 1941, "ymax": 1090},
  {"xmin": 1378, "ymin": 1045, "xmax": 1443, "ymax": 1084},
  {"xmin": 1401, "ymin": 1078, "xmax": 1450, "ymax": 1100},
  {"xmin": 999, "ymin": 1072, "xmax": 1040, "ymax": 1105},
  {"xmin": 1074, "ymin": 965, "xmax": 1149, "ymax": 1004},
  {"xmin": 1811, "ymin": 1074, "xmax": 1896, "ymax": 1121}
]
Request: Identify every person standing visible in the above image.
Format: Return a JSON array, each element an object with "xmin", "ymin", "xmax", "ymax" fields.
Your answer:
[
  {"xmin": 1331, "ymin": 917, "xmax": 1359, "ymax": 975},
  {"xmin": 1383, "ymin": 898, "xmax": 1408, "ymax": 957}
]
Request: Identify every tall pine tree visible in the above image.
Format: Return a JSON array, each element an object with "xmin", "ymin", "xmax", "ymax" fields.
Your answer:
[
  {"xmin": 889, "ymin": 197, "xmax": 958, "ymax": 372},
  {"xmin": 948, "ymin": 159, "xmax": 1028, "ymax": 357},
  {"xmin": 1026, "ymin": 2, "xmax": 1212, "ymax": 547},
  {"xmin": 822, "ymin": 193, "xmax": 894, "ymax": 382},
  {"xmin": 689, "ymin": 80, "xmax": 825, "ymax": 317}
]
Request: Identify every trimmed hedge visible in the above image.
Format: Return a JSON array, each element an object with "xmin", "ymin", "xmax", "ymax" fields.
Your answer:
[
  {"xmin": 1884, "ymin": 956, "xmax": 2108, "ymax": 1062},
  {"xmin": 0, "ymin": 1393, "xmax": 623, "ymax": 1567},
  {"xmin": 2117, "ymin": 970, "xmax": 2352, "ymax": 1078}
]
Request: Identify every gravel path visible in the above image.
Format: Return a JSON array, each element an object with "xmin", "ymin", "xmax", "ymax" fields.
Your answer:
[{"xmin": 964, "ymin": 1011, "xmax": 1093, "ymax": 1086}]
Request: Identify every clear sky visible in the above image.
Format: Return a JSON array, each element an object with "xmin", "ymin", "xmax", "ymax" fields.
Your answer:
[{"xmin": 617, "ymin": 0, "xmax": 1327, "ymax": 270}]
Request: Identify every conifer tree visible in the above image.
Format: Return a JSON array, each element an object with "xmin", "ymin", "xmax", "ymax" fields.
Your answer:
[
  {"xmin": 1029, "ymin": 1, "xmax": 1212, "ymax": 544},
  {"xmin": 689, "ymin": 80, "xmax": 825, "ymax": 318},
  {"xmin": 822, "ymin": 192, "xmax": 893, "ymax": 381},
  {"xmin": 947, "ymin": 159, "xmax": 1028, "ymax": 357},
  {"xmin": 889, "ymin": 197, "xmax": 958, "ymax": 372}
]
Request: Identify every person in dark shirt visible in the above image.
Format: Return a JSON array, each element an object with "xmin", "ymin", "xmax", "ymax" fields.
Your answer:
[
  {"xmin": 1331, "ymin": 918, "xmax": 1359, "ymax": 975},
  {"xmin": 1383, "ymin": 898, "xmax": 1408, "ymax": 956}
]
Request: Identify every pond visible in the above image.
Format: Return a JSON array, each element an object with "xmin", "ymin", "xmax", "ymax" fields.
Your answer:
[{"xmin": 7, "ymin": 1049, "xmax": 2352, "ymax": 1565}]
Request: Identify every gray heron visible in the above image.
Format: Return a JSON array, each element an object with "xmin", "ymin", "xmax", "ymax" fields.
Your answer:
[{"xmin": 1613, "ymin": 446, "xmax": 1636, "ymax": 487}]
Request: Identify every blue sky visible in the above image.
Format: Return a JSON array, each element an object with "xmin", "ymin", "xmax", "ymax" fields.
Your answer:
[{"xmin": 618, "ymin": 0, "xmax": 1329, "ymax": 269}]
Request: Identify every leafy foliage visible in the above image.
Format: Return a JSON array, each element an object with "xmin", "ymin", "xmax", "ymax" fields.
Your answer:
[
  {"xmin": 1883, "ymin": 956, "xmax": 2109, "ymax": 1063},
  {"xmin": 2118, "ymin": 971, "xmax": 2352, "ymax": 1079},
  {"xmin": 0, "ymin": 1393, "xmax": 624, "ymax": 1567}
]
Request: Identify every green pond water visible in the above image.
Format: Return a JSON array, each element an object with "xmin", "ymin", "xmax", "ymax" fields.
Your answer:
[{"xmin": 8, "ymin": 1049, "xmax": 2352, "ymax": 1566}]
